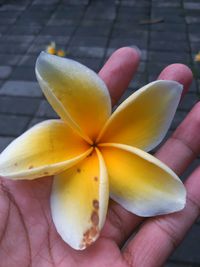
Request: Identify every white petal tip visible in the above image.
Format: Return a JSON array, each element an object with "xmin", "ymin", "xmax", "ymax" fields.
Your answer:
[
  {"xmin": 52, "ymin": 216, "xmax": 100, "ymax": 250},
  {"xmin": 135, "ymin": 187, "xmax": 186, "ymax": 217},
  {"xmin": 78, "ymin": 228, "xmax": 100, "ymax": 250},
  {"xmin": 156, "ymin": 79, "xmax": 183, "ymax": 93},
  {"xmin": 35, "ymin": 51, "xmax": 53, "ymax": 75}
]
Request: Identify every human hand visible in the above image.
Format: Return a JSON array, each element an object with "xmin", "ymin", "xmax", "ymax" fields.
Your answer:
[{"xmin": 0, "ymin": 47, "xmax": 199, "ymax": 267}]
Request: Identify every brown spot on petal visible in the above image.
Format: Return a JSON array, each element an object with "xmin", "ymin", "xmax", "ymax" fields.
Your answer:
[
  {"xmin": 94, "ymin": 176, "xmax": 98, "ymax": 182},
  {"xmin": 77, "ymin": 168, "xmax": 81, "ymax": 173},
  {"xmin": 14, "ymin": 163, "xmax": 18, "ymax": 166},
  {"xmin": 43, "ymin": 171, "xmax": 49, "ymax": 175},
  {"xmin": 28, "ymin": 165, "xmax": 33, "ymax": 169},
  {"xmin": 83, "ymin": 229, "xmax": 90, "ymax": 238},
  {"xmin": 81, "ymin": 225, "xmax": 99, "ymax": 249},
  {"xmin": 93, "ymin": 199, "xmax": 99, "ymax": 210},
  {"xmin": 91, "ymin": 211, "xmax": 99, "ymax": 226},
  {"xmin": 90, "ymin": 226, "xmax": 98, "ymax": 237}
]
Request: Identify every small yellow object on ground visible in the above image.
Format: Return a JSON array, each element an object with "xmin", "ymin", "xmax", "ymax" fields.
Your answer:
[
  {"xmin": 57, "ymin": 49, "xmax": 66, "ymax": 57},
  {"xmin": 46, "ymin": 41, "xmax": 56, "ymax": 55},
  {"xmin": 46, "ymin": 42, "xmax": 65, "ymax": 57},
  {"xmin": 194, "ymin": 51, "xmax": 200, "ymax": 62}
]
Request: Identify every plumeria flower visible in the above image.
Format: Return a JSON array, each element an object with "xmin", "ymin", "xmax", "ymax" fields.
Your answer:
[{"xmin": 0, "ymin": 52, "xmax": 186, "ymax": 250}]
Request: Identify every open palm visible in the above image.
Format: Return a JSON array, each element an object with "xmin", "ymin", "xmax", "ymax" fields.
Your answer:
[{"xmin": 0, "ymin": 47, "xmax": 200, "ymax": 267}]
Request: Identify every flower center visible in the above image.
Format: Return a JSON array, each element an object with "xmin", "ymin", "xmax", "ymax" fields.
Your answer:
[{"xmin": 91, "ymin": 142, "xmax": 98, "ymax": 148}]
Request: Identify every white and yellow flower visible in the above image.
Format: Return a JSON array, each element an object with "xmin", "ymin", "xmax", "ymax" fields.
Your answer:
[{"xmin": 0, "ymin": 52, "xmax": 186, "ymax": 250}]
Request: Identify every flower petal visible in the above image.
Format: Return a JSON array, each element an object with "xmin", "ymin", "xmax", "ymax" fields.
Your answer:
[
  {"xmin": 0, "ymin": 120, "xmax": 91, "ymax": 180},
  {"xmin": 36, "ymin": 52, "xmax": 111, "ymax": 143},
  {"xmin": 98, "ymin": 80, "xmax": 183, "ymax": 151},
  {"xmin": 100, "ymin": 143, "xmax": 186, "ymax": 216},
  {"xmin": 51, "ymin": 148, "xmax": 108, "ymax": 250}
]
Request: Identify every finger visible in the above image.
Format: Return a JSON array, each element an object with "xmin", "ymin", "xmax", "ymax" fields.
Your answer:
[
  {"xmin": 155, "ymin": 102, "xmax": 200, "ymax": 174},
  {"xmin": 158, "ymin": 63, "xmax": 193, "ymax": 98},
  {"xmin": 102, "ymin": 64, "xmax": 193, "ymax": 246},
  {"xmin": 122, "ymin": 161, "xmax": 200, "ymax": 267},
  {"xmin": 98, "ymin": 47, "xmax": 140, "ymax": 106}
]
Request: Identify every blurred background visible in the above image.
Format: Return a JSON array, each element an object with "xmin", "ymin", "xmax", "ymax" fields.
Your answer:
[{"xmin": 0, "ymin": 0, "xmax": 199, "ymax": 266}]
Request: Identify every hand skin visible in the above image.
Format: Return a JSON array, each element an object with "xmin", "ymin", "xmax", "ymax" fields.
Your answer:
[{"xmin": 0, "ymin": 47, "xmax": 199, "ymax": 267}]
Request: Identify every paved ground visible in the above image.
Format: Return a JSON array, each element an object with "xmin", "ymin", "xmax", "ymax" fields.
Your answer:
[{"xmin": 0, "ymin": 0, "xmax": 199, "ymax": 266}]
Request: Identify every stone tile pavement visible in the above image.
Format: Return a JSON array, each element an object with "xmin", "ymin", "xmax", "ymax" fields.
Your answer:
[{"xmin": 0, "ymin": 0, "xmax": 199, "ymax": 266}]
